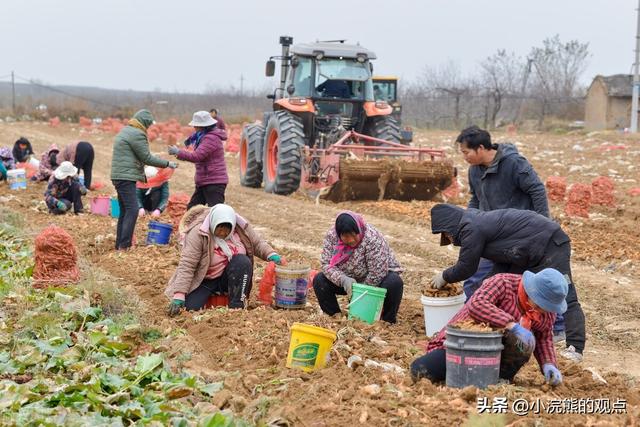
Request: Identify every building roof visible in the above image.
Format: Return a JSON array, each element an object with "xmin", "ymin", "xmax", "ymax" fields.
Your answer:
[
  {"xmin": 598, "ymin": 74, "xmax": 633, "ymax": 97},
  {"xmin": 291, "ymin": 42, "xmax": 376, "ymax": 60}
]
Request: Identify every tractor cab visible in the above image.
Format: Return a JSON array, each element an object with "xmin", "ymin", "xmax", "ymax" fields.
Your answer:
[{"xmin": 373, "ymin": 76, "xmax": 412, "ymax": 143}]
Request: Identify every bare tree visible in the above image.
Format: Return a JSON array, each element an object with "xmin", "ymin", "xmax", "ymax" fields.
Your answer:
[
  {"xmin": 529, "ymin": 35, "xmax": 590, "ymax": 123},
  {"xmin": 479, "ymin": 49, "xmax": 524, "ymax": 128}
]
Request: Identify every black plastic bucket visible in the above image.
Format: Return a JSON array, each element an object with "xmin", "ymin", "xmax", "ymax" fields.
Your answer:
[{"xmin": 444, "ymin": 326, "xmax": 504, "ymax": 389}]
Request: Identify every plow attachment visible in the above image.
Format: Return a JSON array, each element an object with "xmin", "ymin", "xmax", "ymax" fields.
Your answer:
[{"xmin": 301, "ymin": 131, "xmax": 455, "ymax": 202}]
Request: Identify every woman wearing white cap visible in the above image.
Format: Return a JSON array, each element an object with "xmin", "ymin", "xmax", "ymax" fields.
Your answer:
[
  {"xmin": 168, "ymin": 111, "xmax": 228, "ymax": 209},
  {"xmin": 44, "ymin": 161, "xmax": 88, "ymax": 214},
  {"xmin": 136, "ymin": 166, "xmax": 173, "ymax": 218}
]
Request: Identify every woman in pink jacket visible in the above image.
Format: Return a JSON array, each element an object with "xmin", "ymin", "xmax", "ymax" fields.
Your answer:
[
  {"xmin": 168, "ymin": 111, "xmax": 228, "ymax": 209},
  {"xmin": 165, "ymin": 204, "xmax": 283, "ymax": 314}
]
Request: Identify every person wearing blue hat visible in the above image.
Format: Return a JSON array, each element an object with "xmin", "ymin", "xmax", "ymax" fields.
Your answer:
[
  {"xmin": 429, "ymin": 204, "xmax": 585, "ymax": 363},
  {"xmin": 411, "ymin": 269, "xmax": 568, "ymax": 386}
]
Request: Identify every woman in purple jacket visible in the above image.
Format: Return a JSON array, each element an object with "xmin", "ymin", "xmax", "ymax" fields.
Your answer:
[{"xmin": 169, "ymin": 111, "xmax": 229, "ymax": 209}]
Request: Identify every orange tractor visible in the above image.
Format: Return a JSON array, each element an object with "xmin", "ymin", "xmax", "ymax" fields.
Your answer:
[{"xmin": 239, "ymin": 36, "xmax": 454, "ymax": 201}]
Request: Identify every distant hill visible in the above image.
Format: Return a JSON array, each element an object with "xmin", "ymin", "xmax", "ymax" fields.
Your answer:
[{"xmin": 0, "ymin": 81, "xmax": 270, "ymax": 123}]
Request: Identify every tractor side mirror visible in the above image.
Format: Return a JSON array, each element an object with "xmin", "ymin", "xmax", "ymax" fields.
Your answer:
[
  {"xmin": 267, "ymin": 94, "xmax": 275, "ymax": 100},
  {"xmin": 286, "ymin": 85, "xmax": 295, "ymax": 95},
  {"xmin": 266, "ymin": 60, "xmax": 276, "ymax": 77}
]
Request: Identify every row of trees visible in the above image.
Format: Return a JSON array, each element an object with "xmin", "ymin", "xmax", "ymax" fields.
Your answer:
[
  {"xmin": 401, "ymin": 35, "xmax": 591, "ymax": 129},
  {"xmin": 0, "ymin": 36, "xmax": 590, "ymax": 130}
]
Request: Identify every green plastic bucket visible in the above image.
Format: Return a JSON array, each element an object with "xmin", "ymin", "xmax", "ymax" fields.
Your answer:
[{"xmin": 347, "ymin": 283, "xmax": 387, "ymax": 324}]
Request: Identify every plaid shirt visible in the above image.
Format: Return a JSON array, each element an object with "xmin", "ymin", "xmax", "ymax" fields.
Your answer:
[
  {"xmin": 426, "ymin": 273, "xmax": 557, "ymax": 368},
  {"xmin": 44, "ymin": 176, "xmax": 80, "ymax": 209}
]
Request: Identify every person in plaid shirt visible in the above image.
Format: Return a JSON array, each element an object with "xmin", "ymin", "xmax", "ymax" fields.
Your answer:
[
  {"xmin": 411, "ymin": 269, "xmax": 568, "ymax": 386},
  {"xmin": 44, "ymin": 161, "xmax": 87, "ymax": 214}
]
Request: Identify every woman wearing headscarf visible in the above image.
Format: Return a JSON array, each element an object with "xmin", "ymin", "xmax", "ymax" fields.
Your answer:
[
  {"xmin": 0, "ymin": 147, "xmax": 15, "ymax": 181},
  {"xmin": 313, "ymin": 211, "xmax": 404, "ymax": 323},
  {"xmin": 34, "ymin": 144, "xmax": 60, "ymax": 182},
  {"xmin": 110, "ymin": 109, "xmax": 178, "ymax": 250},
  {"xmin": 168, "ymin": 111, "xmax": 228, "ymax": 209},
  {"xmin": 165, "ymin": 204, "xmax": 283, "ymax": 315},
  {"xmin": 12, "ymin": 137, "xmax": 35, "ymax": 163},
  {"xmin": 57, "ymin": 141, "xmax": 95, "ymax": 190}
]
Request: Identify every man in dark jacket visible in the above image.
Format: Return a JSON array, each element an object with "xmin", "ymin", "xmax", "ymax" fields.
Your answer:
[
  {"xmin": 429, "ymin": 203, "xmax": 586, "ymax": 362},
  {"xmin": 456, "ymin": 126, "xmax": 549, "ymax": 299}
]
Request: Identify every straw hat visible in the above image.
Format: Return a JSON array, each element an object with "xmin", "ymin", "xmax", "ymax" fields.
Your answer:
[
  {"xmin": 54, "ymin": 161, "xmax": 78, "ymax": 180},
  {"xmin": 188, "ymin": 111, "xmax": 217, "ymax": 127}
]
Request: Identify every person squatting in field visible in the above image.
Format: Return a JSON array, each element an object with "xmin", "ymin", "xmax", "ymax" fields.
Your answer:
[
  {"xmin": 0, "ymin": 146, "xmax": 16, "ymax": 181},
  {"xmin": 411, "ymin": 269, "xmax": 568, "ymax": 387},
  {"xmin": 165, "ymin": 203, "xmax": 284, "ymax": 314},
  {"xmin": 34, "ymin": 144, "xmax": 60, "ymax": 182},
  {"xmin": 44, "ymin": 161, "xmax": 87, "ymax": 214},
  {"xmin": 137, "ymin": 166, "xmax": 171, "ymax": 218},
  {"xmin": 313, "ymin": 211, "xmax": 404, "ymax": 323},
  {"xmin": 429, "ymin": 203, "xmax": 586, "ymax": 362}
]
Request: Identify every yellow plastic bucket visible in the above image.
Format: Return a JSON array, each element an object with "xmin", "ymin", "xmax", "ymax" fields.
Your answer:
[{"xmin": 286, "ymin": 322, "xmax": 337, "ymax": 372}]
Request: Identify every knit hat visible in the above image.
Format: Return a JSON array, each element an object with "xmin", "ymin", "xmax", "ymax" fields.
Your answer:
[
  {"xmin": 522, "ymin": 268, "xmax": 568, "ymax": 314},
  {"xmin": 54, "ymin": 161, "xmax": 78, "ymax": 180}
]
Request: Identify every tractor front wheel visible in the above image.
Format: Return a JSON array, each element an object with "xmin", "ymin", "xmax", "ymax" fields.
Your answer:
[
  {"xmin": 263, "ymin": 111, "xmax": 305, "ymax": 195},
  {"xmin": 239, "ymin": 124, "xmax": 264, "ymax": 188}
]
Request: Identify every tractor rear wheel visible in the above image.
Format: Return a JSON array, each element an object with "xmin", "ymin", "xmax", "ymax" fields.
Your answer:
[
  {"xmin": 366, "ymin": 115, "xmax": 403, "ymax": 145},
  {"xmin": 239, "ymin": 124, "xmax": 264, "ymax": 188},
  {"xmin": 263, "ymin": 110, "xmax": 305, "ymax": 195}
]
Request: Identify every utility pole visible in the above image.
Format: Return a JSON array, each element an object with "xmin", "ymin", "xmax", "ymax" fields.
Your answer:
[
  {"xmin": 11, "ymin": 71, "xmax": 16, "ymax": 115},
  {"xmin": 240, "ymin": 74, "xmax": 244, "ymax": 97},
  {"xmin": 631, "ymin": 0, "xmax": 640, "ymax": 132}
]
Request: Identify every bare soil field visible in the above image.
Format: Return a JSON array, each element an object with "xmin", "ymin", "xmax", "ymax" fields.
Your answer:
[{"xmin": 1, "ymin": 122, "xmax": 639, "ymax": 425}]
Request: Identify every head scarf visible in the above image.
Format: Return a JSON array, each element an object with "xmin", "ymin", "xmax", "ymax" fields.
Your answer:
[
  {"xmin": 208, "ymin": 204, "xmax": 237, "ymax": 261},
  {"xmin": 517, "ymin": 278, "xmax": 543, "ymax": 330},
  {"xmin": 329, "ymin": 210, "xmax": 367, "ymax": 268}
]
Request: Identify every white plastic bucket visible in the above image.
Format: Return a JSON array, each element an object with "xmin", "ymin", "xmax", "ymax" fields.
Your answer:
[
  {"xmin": 421, "ymin": 293, "xmax": 465, "ymax": 336},
  {"xmin": 28, "ymin": 156, "xmax": 40, "ymax": 167},
  {"xmin": 7, "ymin": 169, "xmax": 27, "ymax": 190}
]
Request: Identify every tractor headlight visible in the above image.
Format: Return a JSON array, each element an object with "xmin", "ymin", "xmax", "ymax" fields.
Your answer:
[
  {"xmin": 375, "ymin": 101, "xmax": 389, "ymax": 109},
  {"xmin": 289, "ymin": 97, "xmax": 308, "ymax": 106}
]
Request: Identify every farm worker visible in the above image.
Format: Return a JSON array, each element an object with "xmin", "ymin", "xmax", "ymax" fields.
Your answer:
[
  {"xmin": 168, "ymin": 111, "xmax": 228, "ymax": 209},
  {"xmin": 136, "ymin": 166, "xmax": 171, "ymax": 218},
  {"xmin": 455, "ymin": 126, "xmax": 549, "ymax": 300},
  {"xmin": 111, "ymin": 109, "xmax": 178, "ymax": 250},
  {"xmin": 317, "ymin": 78, "xmax": 350, "ymax": 98},
  {"xmin": 411, "ymin": 269, "xmax": 568, "ymax": 387},
  {"xmin": 313, "ymin": 211, "xmax": 403, "ymax": 323},
  {"xmin": 164, "ymin": 203, "xmax": 283, "ymax": 315},
  {"xmin": 209, "ymin": 108, "xmax": 226, "ymax": 131},
  {"xmin": 0, "ymin": 147, "xmax": 16, "ymax": 181},
  {"xmin": 57, "ymin": 141, "xmax": 95, "ymax": 190},
  {"xmin": 34, "ymin": 144, "xmax": 61, "ymax": 182},
  {"xmin": 12, "ymin": 137, "xmax": 35, "ymax": 163},
  {"xmin": 429, "ymin": 203, "xmax": 585, "ymax": 362},
  {"xmin": 44, "ymin": 161, "xmax": 87, "ymax": 214}
]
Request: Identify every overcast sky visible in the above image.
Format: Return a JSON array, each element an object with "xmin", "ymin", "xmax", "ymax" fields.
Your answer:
[{"xmin": 1, "ymin": 0, "xmax": 636, "ymax": 93}]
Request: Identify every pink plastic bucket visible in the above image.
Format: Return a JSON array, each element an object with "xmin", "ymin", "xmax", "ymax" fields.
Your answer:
[{"xmin": 90, "ymin": 196, "xmax": 110, "ymax": 216}]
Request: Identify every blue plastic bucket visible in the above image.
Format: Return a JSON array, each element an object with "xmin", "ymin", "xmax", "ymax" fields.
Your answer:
[
  {"xmin": 146, "ymin": 221, "xmax": 173, "ymax": 245},
  {"xmin": 110, "ymin": 197, "xmax": 120, "ymax": 218}
]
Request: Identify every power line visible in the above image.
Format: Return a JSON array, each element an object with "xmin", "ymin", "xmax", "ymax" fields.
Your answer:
[{"xmin": 4, "ymin": 73, "xmax": 123, "ymax": 109}]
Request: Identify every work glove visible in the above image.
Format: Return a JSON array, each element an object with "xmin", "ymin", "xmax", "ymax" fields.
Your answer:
[
  {"xmin": 151, "ymin": 209, "xmax": 161, "ymax": 218},
  {"xmin": 429, "ymin": 271, "xmax": 447, "ymax": 289},
  {"xmin": 510, "ymin": 323, "xmax": 536, "ymax": 353},
  {"xmin": 138, "ymin": 208, "xmax": 146, "ymax": 217},
  {"xmin": 267, "ymin": 253, "xmax": 284, "ymax": 265},
  {"xmin": 340, "ymin": 276, "xmax": 355, "ymax": 298},
  {"xmin": 542, "ymin": 363, "xmax": 563, "ymax": 386},
  {"xmin": 168, "ymin": 145, "xmax": 180, "ymax": 156},
  {"xmin": 56, "ymin": 200, "xmax": 68, "ymax": 212},
  {"xmin": 167, "ymin": 161, "xmax": 179, "ymax": 169},
  {"xmin": 166, "ymin": 299, "xmax": 185, "ymax": 317}
]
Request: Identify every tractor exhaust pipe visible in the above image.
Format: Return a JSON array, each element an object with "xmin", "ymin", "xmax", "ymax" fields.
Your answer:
[{"xmin": 279, "ymin": 36, "xmax": 293, "ymax": 94}]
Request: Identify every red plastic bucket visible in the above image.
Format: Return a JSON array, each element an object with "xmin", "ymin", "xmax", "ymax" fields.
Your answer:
[{"xmin": 204, "ymin": 294, "xmax": 229, "ymax": 308}]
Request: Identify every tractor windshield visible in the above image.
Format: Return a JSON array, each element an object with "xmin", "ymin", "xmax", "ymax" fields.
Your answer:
[
  {"xmin": 291, "ymin": 56, "xmax": 314, "ymax": 97},
  {"xmin": 373, "ymin": 80, "xmax": 397, "ymax": 103},
  {"xmin": 314, "ymin": 58, "xmax": 373, "ymax": 100}
]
